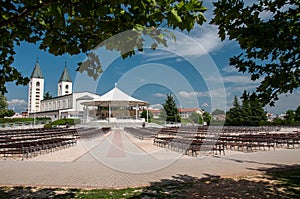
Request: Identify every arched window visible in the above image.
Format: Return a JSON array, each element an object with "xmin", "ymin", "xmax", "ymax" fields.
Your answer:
[
  {"xmin": 65, "ymin": 85, "xmax": 69, "ymax": 89},
  {"xmin": 36, "ymin": 81, "xmax": 40, "ymax": 87}
]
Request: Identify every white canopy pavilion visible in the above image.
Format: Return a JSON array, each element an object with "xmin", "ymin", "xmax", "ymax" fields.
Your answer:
[{"xmin": 81, "ymin": 84, "xmax": 149, "ymax": 122}]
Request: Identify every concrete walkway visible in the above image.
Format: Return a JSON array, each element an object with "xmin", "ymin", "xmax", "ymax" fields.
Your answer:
[{"xmin": 0, "ymin": 129, "xmax": 299, "ymax": 189}]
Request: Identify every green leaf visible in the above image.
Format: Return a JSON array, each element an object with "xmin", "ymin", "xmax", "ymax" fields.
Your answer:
[{"xmin": 171, "ymin": 9, "xmax": 182, "ymax": 23}]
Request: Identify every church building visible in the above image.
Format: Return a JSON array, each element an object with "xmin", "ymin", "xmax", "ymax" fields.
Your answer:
[{"xmin": 28, "ymin": 61, "xmax": 101, "ymax": 121}]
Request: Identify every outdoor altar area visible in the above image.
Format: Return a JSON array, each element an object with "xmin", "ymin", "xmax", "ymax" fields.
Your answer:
[{"xmin": 81, "ymin": 84, "xmax": 151, "ymax": 128}]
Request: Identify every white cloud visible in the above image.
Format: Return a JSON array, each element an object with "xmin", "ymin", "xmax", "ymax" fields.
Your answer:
[
  {"xmin": 178, "ymin": 91, "xmax": 207, "ymax": 98},
  {"xmin": 201, "ymin": 103, "xmax": 209, "ymax": 107},
  {"xmin": 179, "ymin": 89, "xmax": 227, "ymax": 99},
  {"xmin": 143, "ymin": 24, "xmax": 231, "ymax": 62},
  {"xmin": 153, "ymin": 93, "xmax": 166, "ymax": 98},
  {"xmin": 8, "ymin": 99, "xmax": 27, "ymax": 106},
  {"xmin": 149, "ymin": 104, "xmax": 163, "ymax": 109},
  {"xmin": 222, "ymin": 65, "xmax": 239, "ymax": 74},
  {"xmin": 222, "ymin": 75, "xmax": 258, "ymax": 85}
]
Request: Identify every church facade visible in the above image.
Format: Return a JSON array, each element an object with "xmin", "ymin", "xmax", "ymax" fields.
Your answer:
[{"xmin": 28, "ymin": 61, "xmax": 101, "ymax": 121}]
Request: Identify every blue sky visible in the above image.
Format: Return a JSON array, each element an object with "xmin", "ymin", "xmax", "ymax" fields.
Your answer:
[{"xmin": 5, "ymin": 1, "xmax": 299, "ymax": 114}]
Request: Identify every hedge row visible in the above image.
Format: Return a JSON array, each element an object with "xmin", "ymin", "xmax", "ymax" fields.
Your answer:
[
  {"xmin": 0, "ymin": 117, "xmax": 51, "ymax": 124},
  {"xmin": 44, "ymin": 119, "xmax": 81, "ymax": 128}
]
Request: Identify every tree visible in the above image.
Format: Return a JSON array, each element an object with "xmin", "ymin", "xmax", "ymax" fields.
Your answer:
[
  {"xmin": 285, "ymin": 110, "xmax": 295, "ymax": 124},
  {"xmin": 43, "ymin": 91, "xmax": 53, "ymax": 100},
  {"xmin": 212, "ymin": 0, "xmax": 300, "ymax": 106},
  {"xmin": 0, "ymin": 0, "xmax": 207, "ymax": 94},
  {"xmin": 226, "ymin": 91, "xmax": 267, "ymax": 126},
  {"xmin": 140, "ymin": 109, "xmax": 152, "ymax": 122},
  {"xmin": 212, "ymin": 109, "xmax": 225, "ymax": 115},
  {"xmin": 240, "ymin": 91, "xmax": 252, "ymax": 125},
  {"xmin": 295, "ymin": 106, "xmax": 300, "ymax": 121},
  {"xmin": 202, "ymin": 111, "xmax": 211, "ymax": 126},
  {"xmin": 225, "ymin": 95, "xmax": 243, "ymax": 126},
  {"xmin": 162, "ymin": 94, "xmax": 181, "ymax": 123},
  {"xmin": 0, "ymin": 94, "xmax": 14, "ymax": 118}
]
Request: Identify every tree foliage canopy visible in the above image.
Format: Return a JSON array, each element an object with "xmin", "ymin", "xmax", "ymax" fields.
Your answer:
[
  {"xmin": 43, "ymin": 91, "xmax": 53, "ymax": 100},
  {"xmin": 0, "ymin": 94, "xmax": 14, "ymax": 118},
  {"xmin": 0, "ymin": 0, "xmax": 207, "ymax": 94},
  {"xmin": 212, "ymin": 0, "xmax": 300, "ymax": 106}
]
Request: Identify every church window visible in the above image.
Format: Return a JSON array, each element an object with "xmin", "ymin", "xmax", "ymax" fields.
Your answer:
[{"xmin": 36, "ymin": 81, "xmax": 40, "ymax": 87}]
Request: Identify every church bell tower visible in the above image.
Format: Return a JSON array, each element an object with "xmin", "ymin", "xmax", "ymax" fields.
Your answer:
[
  {"xmin": 58, "ymin": 63, "xmax": 72, "ymax": 96},
  {"xmin": 28, "ymin": 59, "xmax": 44, "ymax": 113}
]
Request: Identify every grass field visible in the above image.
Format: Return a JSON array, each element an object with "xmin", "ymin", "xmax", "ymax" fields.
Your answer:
[{"xmin": 0, "ymin": 165, "xmax": 299, "ymax": 198}]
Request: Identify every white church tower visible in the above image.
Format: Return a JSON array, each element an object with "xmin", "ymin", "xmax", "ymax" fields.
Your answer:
[
  {"xmin": 58, "ymin": 63, "xmax": 72, "ymax": 96},
  {"xmin": 28, "ymin": 59, "xmax": 44, "ymax": 113}
]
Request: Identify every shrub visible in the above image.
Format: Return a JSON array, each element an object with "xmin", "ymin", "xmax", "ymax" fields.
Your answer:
[
  {"xmin": 46, "ymin": 118, "xmax": 81, "ymax": 128},
  {"xmin": 44, "ymin": 123, "xmax": 53, "ymax": 128}
]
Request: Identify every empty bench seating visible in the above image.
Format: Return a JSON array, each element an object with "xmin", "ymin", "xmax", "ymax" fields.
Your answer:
[
  {"xmin": 153, "ymin": 127, "xmax": 225, "ymax": 156},
  {"xmin": 0, "ymin": 128, "xmax": 78, "ymax": 159},
  {"xmin": 124, "ymin": 127, "xmax": 158, "ymax": 140},
  {"xmin": 76, "ymin": 127, "xmax": 111, "ymax": 140}
]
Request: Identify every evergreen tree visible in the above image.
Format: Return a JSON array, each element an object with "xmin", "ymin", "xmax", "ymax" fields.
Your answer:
[
  {"xmin": 226, "ymin": 92, "xmax": 267, "ymax": 126},
  {"xmin": 162, "ymin": 94, "xmax": 181, "ymax": 123},
  {"xmin": 225, "ymin": 95, "xmax": 243, "ymax": 126},
  {"xmin": 241, "ymin": 91, "xmax": 252, "ymax": 125},
  {"xmin": 249, "ymin": 93, "xmax": 267, "ymax": 126}
]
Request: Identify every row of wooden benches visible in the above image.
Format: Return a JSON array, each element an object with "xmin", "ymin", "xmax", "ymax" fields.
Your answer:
[
  {"xmin": 154, "ymin": 136, "xmax": 225, "ymax": 156},
  {"xmin": 154, "ymin": 130, "xmax": 300, "ymax": 155},
  {"xmin": 124, "ymin": 127, "xmax": 157, "ymax": 140},
  {"xmin": 158, "ymin": 126, "xmax": 280, "ymax": 134},
  {"xmin": 125, "ymin": 127, "xmax": 299, "ymax": 156},
  {"xmin": 0, "ymin": 128, "xmax": 79, "ymax": 159},
  {"xmin": 220, "ymin": 132, "xmax": 300, "ymax": 151},
  {"xmin": 76, "ymin": 127, "xmax": 111, "ymax": 139}
]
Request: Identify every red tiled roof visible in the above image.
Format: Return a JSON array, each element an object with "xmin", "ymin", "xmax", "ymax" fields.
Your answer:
[{"xmin": 178, "ymin": 108, "xmax": 199, "ymax": 113}]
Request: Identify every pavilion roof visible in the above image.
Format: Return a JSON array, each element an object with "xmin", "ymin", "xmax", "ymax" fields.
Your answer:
[{"xmin": 81, "ymin": 85, "xmax": 149, "ymax": 106}]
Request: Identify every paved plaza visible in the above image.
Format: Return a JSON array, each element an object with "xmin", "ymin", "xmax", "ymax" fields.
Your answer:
[{"xmin": 0, "ymin": 129, "xmax": 299, "ymax": 189}]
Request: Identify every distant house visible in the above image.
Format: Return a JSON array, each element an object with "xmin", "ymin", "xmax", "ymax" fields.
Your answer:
[
  {"xmin": 178, "ymin": 108, "xmax": 204, "ymax": 119},
  {"xmin": 212, "ymin": 114, "xmax": 226, "ymax": 121},
  {"xmin": 147, "ymin": 107, "xmax": 205, "ymax": 119},
  {"xmin": 148, "ymin": 109, "xmax": 161, "ymax": 119}
]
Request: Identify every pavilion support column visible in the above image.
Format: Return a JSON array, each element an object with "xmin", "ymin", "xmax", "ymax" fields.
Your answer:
[
  {"xmin": 146, "ymin": 106, "xmax": 149, "ymax": 123},
  {"xmin": 108, "ymin": 103, "xmax": 111, "ymax": 122},
  {"xmin": 135, "ymin": 104, "xmax": 138, "ymax": 120},
  {"xmin": 86, "ymin": 106, "xmax": 89, "ymax": 122}
]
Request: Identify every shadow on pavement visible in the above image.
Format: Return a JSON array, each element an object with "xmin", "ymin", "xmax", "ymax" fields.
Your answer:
[
  {"xmin": 129, "ymin": 164, "xmax": 300, "ymax": 199},
  {"xmin": 0, "ymin": 164, "xmax": 299, "ymax": 198}
]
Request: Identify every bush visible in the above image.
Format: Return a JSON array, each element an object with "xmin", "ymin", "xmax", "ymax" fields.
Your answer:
[
  {"xmin": 51, "ymin": 118, "xmax": 80, "ymax": 125},
  {"xmin": 45, "ymin": 118, "xmax": 81, "ymax": 128},
  {"xmin": 0, "ymin": 117, "xmax": 51, "ymax": 124},
  {"xmin": 44, "ymin": 123, "xmax": 53, "ymax": 128}
]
